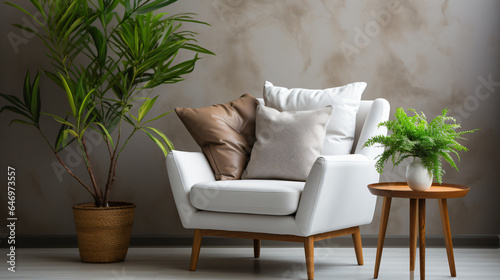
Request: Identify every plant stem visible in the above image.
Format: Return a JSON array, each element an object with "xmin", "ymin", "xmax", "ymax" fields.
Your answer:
[
  {"xmin": 103, "ymin": 125, "xmax": 119, "ymax": 206},
  {"xmin": 54, "ymin": 153, "xmax": 97, "ymax": 202},
  {"xmin": 82, "ymin": 137, "xmax": 103, "ymax": 206},
  {"xmin": 105, "ymin": 159, "xmax": 118, "ymax": 207},
  {"xmin": 104, "ymin": 137, "xmax": 113, "ymax": 158},
  {"xmin": 103, "ymin": 147, "xmax": 116, "ymax": 206},
  {"xmin": 35, "ymin": 126, "xmax": 97, "ymax": 201},
  {"xmin": 103, "ymin": 127, "xmax": 139, "ymax": 205}
]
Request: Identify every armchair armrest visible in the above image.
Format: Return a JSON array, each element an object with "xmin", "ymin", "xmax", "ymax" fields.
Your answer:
[
  {"xmin": 166, "ymin": 150, "xmax": 215, "ymax": 227},
  {"xmin": 295, "ymin": 154, "xmax": 379, "ymax": 236}
]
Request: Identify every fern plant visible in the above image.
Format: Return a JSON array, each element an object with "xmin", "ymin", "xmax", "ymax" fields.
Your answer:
[
  {"xmin": 0, "ymin": 0, "xmax": 214, "ymax": 207},
  {"xmin": 364, "ymin": 108, "xmax": 477, "ymax": 183}
]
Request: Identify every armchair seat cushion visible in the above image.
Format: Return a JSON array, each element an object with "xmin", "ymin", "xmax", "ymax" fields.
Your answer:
[{"xmin": 190, "ymin": 180, "xmax": 305, "ymax": 216}]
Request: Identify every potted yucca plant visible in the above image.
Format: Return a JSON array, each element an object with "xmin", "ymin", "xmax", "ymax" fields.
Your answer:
[
  {"xmin": 364, "ymin": 108, "xmax": 476, "ymax": 191},
  {"xmin": 0, "ymin": 0, "xmax": 213, "ymax": 262}
]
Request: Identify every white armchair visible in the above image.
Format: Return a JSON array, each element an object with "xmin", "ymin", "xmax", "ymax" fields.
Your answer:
[{"xmin": 166, "ymin": 98, "xmax": 390, "ymax": 280}]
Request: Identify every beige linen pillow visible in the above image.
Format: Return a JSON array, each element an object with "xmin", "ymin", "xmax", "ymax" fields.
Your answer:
[
  {"xmin": 264, "ymin": 81, "xmax": 366, "ymax": 155},
  {"xmin": 242, "ymin": 105, "xmax": 333, "ymax": 181}
]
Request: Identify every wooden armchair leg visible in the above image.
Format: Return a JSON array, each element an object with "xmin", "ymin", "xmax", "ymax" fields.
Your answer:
[
  {"xmin": 352, "ymin": 226, "xmax": 364, "ymax": 265},
  {"xmin": 304, "ymin": 236, "xmax": 315, "ymax": 280},
  {"xmin": 190, "ymin": 229, "xmax": 202, "ymax": 271},
  {"xmin": 253, "ymin": 239, "xmax": 261, "ymax": 258}
]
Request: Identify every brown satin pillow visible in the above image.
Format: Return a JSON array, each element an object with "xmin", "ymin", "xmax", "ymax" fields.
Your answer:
[{"xmin": 175, "ymin": 93, "xmax": 259, "ymax": 180}]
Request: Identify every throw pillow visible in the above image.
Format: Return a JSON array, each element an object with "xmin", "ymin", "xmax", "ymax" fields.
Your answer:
[
  {"xmin": 242, "ymin": 105, "xmax": 333, "ymax": 181},
  {"xmin": 264, "ymin": 81, "xmax": 366, "ymax": 155},
  {"xmin": 175, "ymin": 93, "xmax": 259, "ymax": 180}
]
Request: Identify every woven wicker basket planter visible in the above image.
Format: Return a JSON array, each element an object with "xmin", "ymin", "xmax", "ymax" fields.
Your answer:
[{"xmin": 73, "ymin": 201, "xmax": 136, "ymax": 263}]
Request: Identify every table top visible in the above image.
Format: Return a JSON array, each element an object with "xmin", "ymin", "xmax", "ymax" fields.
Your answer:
[{"xmin": 368, "ymin": 182, "xmax": 469, "ymax": 199}]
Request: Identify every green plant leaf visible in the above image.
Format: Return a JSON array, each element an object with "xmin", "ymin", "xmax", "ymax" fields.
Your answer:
[
  {"xmin": 122, "ymin": 114, "xmax": 135, "ymax": 126},
  {"xmin": 82, "ymin": 105, "xmax": 96, "ymax": 127},
  {"xmin": 142, "ymin": 110, "xmax": 172, "ymax": 125},
  {"xmin": 141, "ymin": 128, "xmax": 168, "ymax": 157},
  {"xmin": 62, "ymin": 17, "xmax": 84, "ymax": 43},
  {"xmin": 182, "ymin": 43, "xmax": 215, "ymax": 55},
  {"xmin": 120, "ymin": 0, "xmax": 131, "ymax": 12},
  {"xmin": 44, "ymin": 72, "xmax": 64, "ymax": 88},
  {"xmin": 12, "ymin": 24, "xmax": 37, "ymax": 36},
  {"xmin": 43, "ymin": 113, "xmax": 75, "ymax": 128},
  {"xmin": 78, "ymin": 89, "xmax": 96, "ymax": 119},
  {"xmin": 9, "ymin": 119, "xmax": 35, "ymax": 126},
  {"xmin": 30, "ymin": 73, "xmax": 41, "ymax": 123},
  {"xmin": 55, "ymin": 118, "xmax": 70, "ymax": 150},
  {"xmin": 65, "ymin": 128, "xmax": 79, "ymax": 138},
  {"xmin": 146, "ymin": 126, "xmax": 174, "ymax": 151},
  {"xmin": 88, "ymin": 27, "xmax": 107, "ymax": 66},
  {"xmin": 22, "ymin": 71, "xmax": 31, "ymax": 106},
  {"xmin": 135, "ymin": 0, "xmax": 178, "ymax": 15},
  {"xmin": 5, "ymin": 1, "xmax": 46, "ymax": 28},
  {"xmin": 0, "ymin": 105, "xmax": 32, "ymax": 121},
  {"xmin": 0, "ymin": 93, "xmax": 27, "ymax": 111},
  {"xmin": 95, "ymin": 122, "xmax": 115, "ymax": 149},
  {"xmin": 171, "ymin": 13, "xmax": 211, "ymax": 26},
  {"xmin": 138, "ymin": 96, "xmax": 158, "ymax": 122},
  {"xmin": 58, "ymin": 74, "xmax": 76, "ymax": 115}
]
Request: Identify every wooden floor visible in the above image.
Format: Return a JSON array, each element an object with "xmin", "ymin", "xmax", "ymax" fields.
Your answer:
[{"xmin": 2, "ymin": 247, "xmax": 499, "ymax": 279}]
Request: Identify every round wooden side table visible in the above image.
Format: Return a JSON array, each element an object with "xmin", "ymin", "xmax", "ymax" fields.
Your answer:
[{"xmin": 368, "ymin": 182, "xmax": 469, "ymax": 280}]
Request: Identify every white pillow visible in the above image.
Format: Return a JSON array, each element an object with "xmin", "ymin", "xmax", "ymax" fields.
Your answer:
[
  {"xmin": 264, "ymin": 81, "xmax": 366, "ymax": 155},
  {"xmin": 242, "ymin": 105, "xmax": 332, "ymax": 181}
]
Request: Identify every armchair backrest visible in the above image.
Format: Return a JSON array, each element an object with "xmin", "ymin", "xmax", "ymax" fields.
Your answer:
[{"xmin": 257, "ymin": 98, "xmax": 390, "ymax": 160}]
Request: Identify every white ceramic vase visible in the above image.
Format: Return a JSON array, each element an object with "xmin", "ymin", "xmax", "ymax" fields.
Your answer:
[{"xmin": 406, "ymin": 158, "xmax": 433, "ymax": 191}]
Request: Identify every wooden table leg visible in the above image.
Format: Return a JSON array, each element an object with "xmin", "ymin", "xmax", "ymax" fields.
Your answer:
[
  {"xmin": 418, "ymin": 199, "xmax": 426, "ymax": 280},
  {"xmin": 439, "ymin": 199, "xmax": 457, "ymax": 277},
  {"xmin": 253, "ymin": 239, "xmax": 261, "ymax": 258},
  {"xmin": 374, "ymin": 197, "xmax": 392, "ymax": 279},
  {"xmin": 410, "ymin": 199, "xmax": 418, "ymax": 272}
]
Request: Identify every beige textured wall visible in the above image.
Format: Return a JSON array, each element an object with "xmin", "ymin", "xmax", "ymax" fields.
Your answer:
[{"xmin": 1, "ymin": 0, "xmax": 499, "ymax": 238}]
